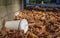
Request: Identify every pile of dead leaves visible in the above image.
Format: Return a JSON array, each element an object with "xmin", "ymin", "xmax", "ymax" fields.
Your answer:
[
  {"xmin": 0, "ymin": 10, "xmax": 60, "ymax": 38},
  {"xmin": 15, "ymin": 10, "xmax": 60, "ymax": 38}
]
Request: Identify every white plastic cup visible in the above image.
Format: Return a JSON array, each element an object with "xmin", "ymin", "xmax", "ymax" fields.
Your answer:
[{"xmin": 5, "ymin": 19, "xmax": 28, "ymax": 33}]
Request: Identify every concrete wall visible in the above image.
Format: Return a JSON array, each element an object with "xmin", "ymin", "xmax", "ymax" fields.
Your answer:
[{"xmin": 0, "ymin": 0, "xmax": 24, "ymax": 26}]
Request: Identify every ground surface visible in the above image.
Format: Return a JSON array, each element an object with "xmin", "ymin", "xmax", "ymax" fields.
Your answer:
[{"xmin": 0, "ymin": 10, "xmax": 60, "ymax": 38}]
